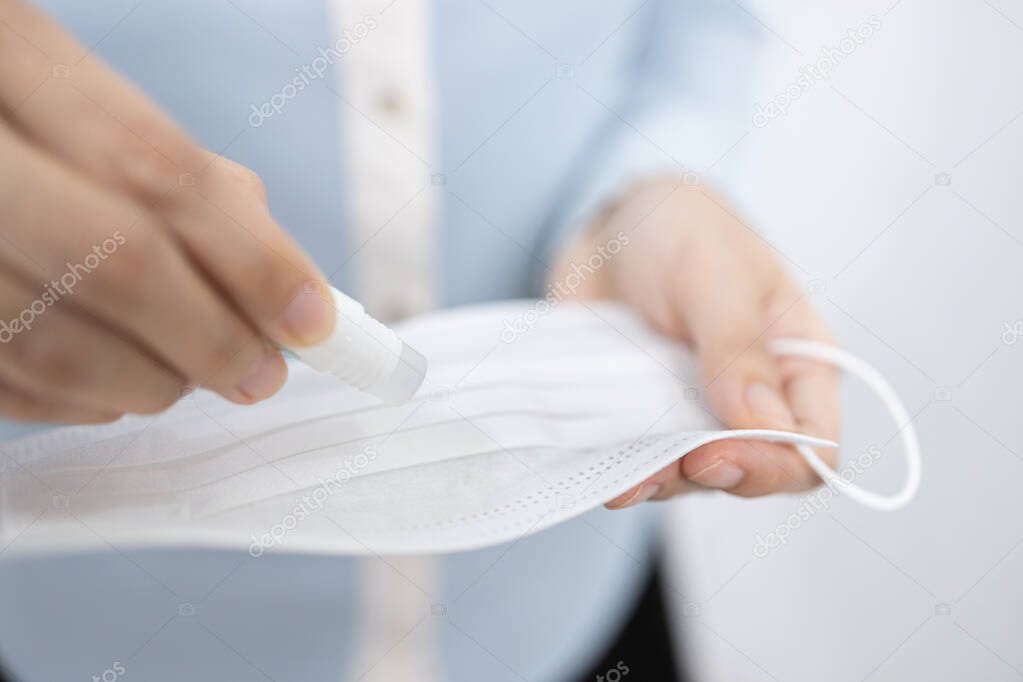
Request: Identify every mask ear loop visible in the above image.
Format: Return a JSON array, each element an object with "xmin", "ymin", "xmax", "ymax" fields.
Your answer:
[{"xmin": 768, "ymin": 339, "xmax": 922, "ymax": 511}]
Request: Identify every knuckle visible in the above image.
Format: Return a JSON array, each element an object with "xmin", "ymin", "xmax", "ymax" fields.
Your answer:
[
  {"xmin": 121, "ymin": 144, "xmax": 182, "ymax": 197},
  {"xmin": 204, "ymin": 158, "xmax": 267, "ymax": 200},
  {"xmin": 234, "ymin": 167, "xmax": 267, "ymax": 199}
]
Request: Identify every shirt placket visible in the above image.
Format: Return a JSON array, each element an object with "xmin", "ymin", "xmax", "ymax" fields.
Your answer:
[{"xmin": 330, "ymin": 0, "xmax": 440, "ymax": 680}]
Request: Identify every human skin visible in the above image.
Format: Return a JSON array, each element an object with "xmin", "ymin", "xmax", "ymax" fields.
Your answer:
[
  {"xmin": 0, "ymin": 0, "xmax": 335, "ymax": 422},
  {"xmin": 550, "ymin": 178, "xmax": 841, "ymax": 502},
  {"xmin": 1, "ymin": 0, "xmax": 839, "ymax": 495}
]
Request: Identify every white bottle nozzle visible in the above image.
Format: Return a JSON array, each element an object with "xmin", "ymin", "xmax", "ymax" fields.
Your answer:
[{"xmin": 285, "ymin": 286, "xmax": 427, "ymax": 404}]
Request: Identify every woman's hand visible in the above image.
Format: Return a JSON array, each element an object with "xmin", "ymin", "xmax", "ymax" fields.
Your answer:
[
  {"xmin": 550, "ymin": 177, "xmax": 840, "ymax": 505},
  {"xmin": 0, "ymin": 0, "xmax": 334, "ymax": 423}
]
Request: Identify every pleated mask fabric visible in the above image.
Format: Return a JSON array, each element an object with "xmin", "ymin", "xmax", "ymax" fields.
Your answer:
[{"xmin": 0, "ymin": 302, "xmax": 917, "ymax": 557}]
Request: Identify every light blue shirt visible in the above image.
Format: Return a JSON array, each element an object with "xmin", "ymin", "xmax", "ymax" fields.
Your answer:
[{"xmin": 0, "ymin": 2, "xmax": 757, "ymax": 680}]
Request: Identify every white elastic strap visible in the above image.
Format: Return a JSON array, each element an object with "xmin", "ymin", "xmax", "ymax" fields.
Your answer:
[{"xmin": 768, "ymin": 338, "xmax": 922, "ymax": 511}]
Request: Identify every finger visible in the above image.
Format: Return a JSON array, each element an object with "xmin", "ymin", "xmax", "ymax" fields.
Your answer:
[
  {"xmin": 0, "ymin": 266, "xmax": 185, "ymax": 414},
  {"xmin": 604, "ymin": 461, "xmax": 699, "ymax": 510},
  {"xmin": 0, "ymin": 5, "xmax": 334, "ymax": 350},
  {"xmin": 165, "ymin": 155, "xmax": 336, "ymax": 349},
  {"xmin": 0, "ymin": 0, "xmax": 207, "ymax": 200},
  {"xmin": 772, "ymin": 294, "xmax": 841, "ymax": 466},
  {"xmin": 607, "ymin": 263, "xmax": 805, "ymax": 506},
  {"xmin": 605, "ymin": 439, "xmax": 823, "ymax": 508},
  {"xmin": 0, "ymin": 378, "xmax": 123, "ymax": 425},
  {"xmin": 670, "ymin": 255, "xmax": 826, "ymax": 496},
  {"xmin": 674, "ymin": 237, "xmax": 789, "ymax": 427},
  {"xmin": 0, "ymin": 125, "xmax": 287, "ymax": 404},
  {"xmin": 681, "ymin": 439, "xmax": 823, "ymax": 496},
  {"xmin": 678, "ymin": 285, "xmax": 838, "ymax": 495},
  {"xmin": 604, "ymin": 437, "xmax": 816, "ymax": 509}
]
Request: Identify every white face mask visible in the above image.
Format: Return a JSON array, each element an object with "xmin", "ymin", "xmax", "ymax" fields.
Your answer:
[{"xmin": 0, "ymin": 302, "xmax": 919, "ymax": 557}]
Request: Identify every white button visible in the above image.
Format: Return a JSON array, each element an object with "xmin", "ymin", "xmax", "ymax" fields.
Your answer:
[{"xmin": 375, "ymin": 89, "xmax": 405, "ymax": 115}]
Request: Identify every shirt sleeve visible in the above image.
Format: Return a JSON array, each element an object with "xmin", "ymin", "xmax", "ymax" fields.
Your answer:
[{"xmin": 533, "ymin": 0, "xmax": 763, "ymax": 290}]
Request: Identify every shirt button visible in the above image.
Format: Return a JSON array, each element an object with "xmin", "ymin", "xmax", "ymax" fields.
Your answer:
[{"xmin": 375, "ymin": 90, "xmax": 405, "ymax": 115}]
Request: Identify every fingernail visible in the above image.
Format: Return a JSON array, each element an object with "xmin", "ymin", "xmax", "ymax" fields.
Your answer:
[
  {"xmin": 237, "ymin": 352, "xmax": 287, "ymax": 402},
  {"xmin": 606, "ymin": 483, "xmax": 661, "ymax": 510},
  {"xmin": 279, "ymin": 287, "xmax": 334, "ymax": 345},
  {"xmin": 746, "ymin": 382, "xmax": 794, "ymax": 427},
  {"xmin": 689, "ymin": 460, "xmax": 744, "ymax": 490}
]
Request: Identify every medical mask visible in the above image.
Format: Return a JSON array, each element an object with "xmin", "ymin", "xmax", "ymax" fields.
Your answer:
[{"xmin": 0, "ymin": 302, "xmax": 920, "ymax": 557}]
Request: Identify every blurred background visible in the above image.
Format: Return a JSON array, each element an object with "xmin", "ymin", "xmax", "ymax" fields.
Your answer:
[{"xmin": 665, "ymin": 1, "xmax": 1023, "ymax": 679}]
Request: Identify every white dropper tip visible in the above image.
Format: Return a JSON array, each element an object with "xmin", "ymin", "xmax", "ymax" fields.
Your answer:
[
  {"xmin": 286, "ymin": 286, "xmax": 428, "ymax": 404},
  {"xmin": 361, "ymin": 342, "xmax": 428, "ymax": 405}
]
